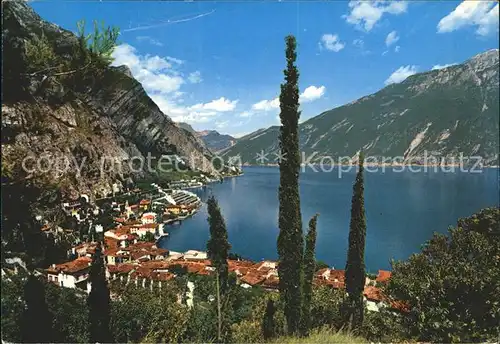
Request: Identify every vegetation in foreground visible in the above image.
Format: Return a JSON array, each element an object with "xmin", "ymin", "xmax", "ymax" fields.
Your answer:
[{"xmin": 2, "ymin": 18, "xmax": 499, "ymax": 344}]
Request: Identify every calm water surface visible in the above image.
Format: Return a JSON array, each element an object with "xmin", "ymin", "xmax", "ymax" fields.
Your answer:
[{"xmin": 159, "ymin": 166, "xmax": 499, "ymax": 271}]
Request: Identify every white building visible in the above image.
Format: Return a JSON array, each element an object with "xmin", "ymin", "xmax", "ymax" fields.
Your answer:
[{"xmin": 46, "ymin": 257, "xmax": 92, "ymax": 293}]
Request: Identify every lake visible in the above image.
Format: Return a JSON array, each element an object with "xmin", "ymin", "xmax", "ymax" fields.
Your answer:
[{"xmin": 158, "ymin": 166, "xmax": 499, "ymax": 271}]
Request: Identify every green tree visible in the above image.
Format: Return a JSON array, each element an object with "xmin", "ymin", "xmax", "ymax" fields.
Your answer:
[
  {"xmin": 21, "ymin": 274, "xmax": 54, "ymax": 343},
  {"xmin": 277, "ymin": 34, "xmax": 304, "ymax": 335},
  {"xmin": 262, "ymin": 299, "xmax": 277, "ymax": 340},
  {"xmin": 386, "ymin": 207, "xmax": 500, "ymax": 342},
  {"xmin": 301, "ymin": 213, "xmax": 319, "ymax": 336},
  {"xmin": 344, "ymin": 152, "xmax": 367, "ymax": 331},
  {"xmin": 87, "ymin": 243, "xmax": 113, "ymax": 343},
  {"xmin": 206, "ymin": 195, "xmax": 231, "ymax": 293},
  {"xmin": 139, "ymin": 231, "xmax": 156, "ymax": 242}
]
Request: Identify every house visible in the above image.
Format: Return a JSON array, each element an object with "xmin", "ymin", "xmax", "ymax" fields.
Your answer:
[
  {"xmin": 376, "ymin": 270, "xmax": 392, "ymax": 284},
  {"xmin": 314, "ymin": 268, "xmax": 345, "ymax": 289},
  {"xmin": 141, "ymin": 212, "xmax": 157, "ymax": 224},
  {"xmin": 46, "ymin": 257, "xmax": 92, "ymax": 293},
  {"xmin": 183, "ymin": 250, "xmax": 208, "ymax": 261},
  {"xmin": 139, "ymin": 199, "xmax": 151, "ymax": 211},
  {"xmin": 363, "ymin": 285, "xmax": 386, "ymax": 312},
  {"xmin": 130, "ymin": 223, "xmax": 157, "ymax": 238}
]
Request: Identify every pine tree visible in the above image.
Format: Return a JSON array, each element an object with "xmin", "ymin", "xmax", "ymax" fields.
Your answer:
[
  {"xmin": 277, "ymin": 34, "xmax": 304, "ymax": 335},
  {"xmin": 87, "ymin": 243, "xmax": 112, "ymax": 343},
  {"xmin": 21, "ymin": 274, "xmax": 53, "ymax": 343},
  {"xmin": 206, "ymin": 195, "xmax": 231, "ymax": 293},
  {"xmin": 301, "ymin": 213, "xmax": 319, "ymax": 336},
  {"xmin": 344, "ymin": 152, "xmax": 367, "ymax": 330},
  {"xmin": 262, "ymin": 299, "xmax": 276, "ymax": 340}
]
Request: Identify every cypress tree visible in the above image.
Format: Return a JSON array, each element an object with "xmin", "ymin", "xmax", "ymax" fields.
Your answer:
[
  {"xmin": 301, "ymin": 213, "xmax": 319, "ymax": 336},
  {"xmin": 206, "ymin": 195, "xmax": 231, "ymax": 293},
  {"xmin": 87, "ymin": 243, "xmax": 112, "ymax": 343},
  {"xmin": 277, "ymin": 34, "xmax": 304, "ymax": 335},
  {"xmin": 344, "ymin": 152, "xmax": 367, "ymax": 330},
  {"xmin": 262, "ymin": 299, "xmax": 276, "ymax": 340},
  {"xmin": 21, "ymin": 274, "xmax": 54, "ymax": 343}
]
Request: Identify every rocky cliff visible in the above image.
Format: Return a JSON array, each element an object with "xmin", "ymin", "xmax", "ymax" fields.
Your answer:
[
  {"xmin": 222, "ymin": 49, "xmax": 499, "ymax": 165},
  {"xmin": 2, "ymin": 1, "xmax": 218, "ymax": 203}
]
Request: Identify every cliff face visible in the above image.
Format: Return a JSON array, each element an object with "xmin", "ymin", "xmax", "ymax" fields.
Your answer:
[{"xmin": 1, "ymin": 1, "xmax": 218, "ymax": 202}]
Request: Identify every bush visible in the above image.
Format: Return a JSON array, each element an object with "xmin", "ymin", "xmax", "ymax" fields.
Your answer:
[
  {"xmin": 309, "ymin": 286, "xmax": 346, "ymax": 331},
  {"xmin": 361, "ymin": 309, "xmax": 411, "ymax": 342},
  {"xmin": 386, "ymin": 207, "xmax": 500, "ymax": 342}
]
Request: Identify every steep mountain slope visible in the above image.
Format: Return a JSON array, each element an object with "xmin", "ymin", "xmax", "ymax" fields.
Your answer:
[
  {"xmin": 2, "ymin": 1, "xmax": 218, "ymax": 203},
  {"xmin": 177, "ymin": 123, "xmax": 236, "ymax": 152},
  {"xmin": 222, "ymin": 50, "xmax": 499, "ymax": 165},
  {"xmin": 197, "ymin": 130, "xmax": 236, "ymax": 152}
]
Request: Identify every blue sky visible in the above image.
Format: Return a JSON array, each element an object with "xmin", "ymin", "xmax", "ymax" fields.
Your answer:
[{"xmin": 32, "ymin": 1, "xmax": 498, "ymax": 137}]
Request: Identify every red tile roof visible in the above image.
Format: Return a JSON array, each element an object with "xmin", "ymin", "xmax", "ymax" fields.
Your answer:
[
  {"xmin": 46, "ymin": 257, "xmax": 92, "ymax": 274},
  {"xmin": 261, "ymin": 275, "xmax": 280, "ymax": 289},
  {"xmin": 376, "ymin": 270, "xmax": 392, "ymax": 283},
  {"xmin": 240, "ymin": 271, "xmax": 266, "ymax": 286},
  {"xmin": 363, "ymin": 286, "xmax": 386, "ymax": 302}
]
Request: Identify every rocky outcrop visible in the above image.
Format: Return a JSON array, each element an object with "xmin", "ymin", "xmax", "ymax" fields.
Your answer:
[{"xmin": 2, "ymin": 1, "xmax": 219, "ymax": 205}]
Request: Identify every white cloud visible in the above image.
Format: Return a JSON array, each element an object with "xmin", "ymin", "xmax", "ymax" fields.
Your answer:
[
  {"xmin": 215, "ymin": 120, "xmax": 229, "ymax": 129},
  {"xmin": 166, "ymin": 56, "xmax": 184, "ymax": 65},
  {"xmin": 191, "ymin": 97, "xmax": 238, "ymax": 112},
  {"xmin": 352, "ymin": 38, "xmax": 365, "ymax": 48},
  {"xmin": 188, "ymin": 71, "xmax": 202, "ymax": 84},
  {"xmin": 385, "ymin": 65, "xmax": 418, "ymax": 85},
  {"xmin": 112, "ymin": 44, "xmax": 184, "ymax": 94},
  {"xmin": 136, "ymin": 36, "xmax": 164, "ymax": 46},
  {"xmin": 239, "ymin": 111, "xmax": 253, "ymax": 118},
  {"xmin": 343, "ymin": 1, "xmax": 408, "ymax": 32},
  {"xmin": 431, "ymin": 63, "xmax": 457, "ymax": 70},
  {"xmin": 437, "ymin": 1, "xmax": 499, "ymax": 36},
  {"xmin": 252, "ymin": 97, "xmax": 280, "ymax": 111},
  {"xmin": 112, "ymin": 44, "xmax": 235, "ymax": 125},
  {"xmin": 394, "ymin": 45, "xmax": 400, "ymax": 53},
  {"xmin": 385, "ymin": 30, "xmax": 399, "ymax": 46},
  {"xmin": 300, "ymin": 86, "xmax": 326, "ymax": 103},
  {"xmin": 319, "ymin": 34, "xmax": 345, "ymax": 52}
]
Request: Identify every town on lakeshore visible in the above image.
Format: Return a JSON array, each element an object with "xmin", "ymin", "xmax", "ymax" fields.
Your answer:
[
  {"xmin": 23, "ymin": 170, "xmax": 407, "ymax": 314},
  {"xmin": 2, "ymin": 0, "xmax": 498, "ymax": 343}
]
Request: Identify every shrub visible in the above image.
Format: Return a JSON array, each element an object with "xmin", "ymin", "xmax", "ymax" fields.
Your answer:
[{"xmin": 386, "ymin": 207, "xmax": 500, "ymax": 342}]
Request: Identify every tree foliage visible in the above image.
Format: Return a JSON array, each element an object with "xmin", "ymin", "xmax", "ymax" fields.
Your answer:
[
  {"xmin": 277, "ymin": 34, "xmax": 304, "ymax": 335},
  {"xmin": 262, "ymin": 299, "xmax": 277, "ymax": 340},
  {"xmin": 206, "ymin": 195, "xmax": 231, "ymax": 293},
  {"xmin": 87, "ymin": 243, "xmax": 113, "ymax": 343},
  {"xmin": 21, "ymin": 274, "xmax": 54, "ymax": 343},
  {"xmin": 301, "ymin": 213, "xmax": 319, "ymax": 336},
  {"xmin": 344, "ymin": 152, "xmax": 367, "ymax": 330},
  {"xmin": 386, "ymin": 207, "xmax": 500, "ymax": 342}
]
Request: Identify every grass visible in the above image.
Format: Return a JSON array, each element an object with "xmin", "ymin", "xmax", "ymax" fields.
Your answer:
[{"xmin": 272, "ymin": 328, "xmax": 367, "ymax": 344}]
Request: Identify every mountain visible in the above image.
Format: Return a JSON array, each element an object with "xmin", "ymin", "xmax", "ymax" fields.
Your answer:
[
  {"xmin": 197, "ymin": 130, "xmax": 236, "ymax": 152},
  {"xmin": 2, "ymin": 1, "xmax": 218, "ymax": 203},
  {"xmin": 221, "ymin": 49, "xmax": 499, "ymax": 166},
  {"xmin": 177, "ymin": 123, "xmax": 236, "ymax": 152}
]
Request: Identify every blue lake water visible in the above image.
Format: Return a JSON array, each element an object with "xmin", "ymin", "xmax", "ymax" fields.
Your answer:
[{"xmin": 159, "ymin": 166, "xmax": 499, "ymax": 271}]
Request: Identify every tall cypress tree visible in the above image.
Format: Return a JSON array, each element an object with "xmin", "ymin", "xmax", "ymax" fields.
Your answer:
[
  {"xmin": 87, "ymin": 243, "xmax": 112, "ymax": 343},
  {"xmin": 21, "ymin": 274, "xmax": 54, "ymax": 343},
  {"xmin": 277, "ymin": 34, "xmax": 304, "ymax": 335},
  {"xmin": 206, "ymin": 195, "xmax": 231, "ymax": 293},
  {"xmin": 262, "ymin": 299, "xmax": 276, "ymax": 340},
  {"xmin": 344, "ymin": 152, "xmax": 367, "ymax": 330},
  {"xmin": 301, "ymin": 213, "xmax": 319, "ymax": 336}
]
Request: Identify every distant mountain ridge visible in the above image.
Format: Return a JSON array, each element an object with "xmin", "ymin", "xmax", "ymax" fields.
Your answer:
[
  {"xmin": 177, "ymin": 122, "xmax": 237, "ymax": 153},
  {"xmin": 221, "ymin": 49, "xmax": 499, "ymax": 165}
]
